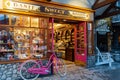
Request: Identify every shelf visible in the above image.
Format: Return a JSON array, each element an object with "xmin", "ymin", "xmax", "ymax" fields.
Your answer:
[
  {"xmin": 0, "ymin": 50, "xmax": 14, "ymax": 53},
  {"xmin": 0, "ymin": 44, "xmax": 13, "ymax": 46},
  {"xmin": 0, "ymin": 57, "xmax": 48, "ymax": 64}
]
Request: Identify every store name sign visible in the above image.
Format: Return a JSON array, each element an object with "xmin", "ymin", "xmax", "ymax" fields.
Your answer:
[
  {"xmin": 68, "ymin": 11, "xmax": 88, "ymax": 18},
  {"xmin": 44, "ymin": 7, "xmax": 65, "ymax": 15},
  {"xmin": 4, "ymin": 0, "xmax": 40, "ymax": 12},
  {"xmin": 2, "ymin": 0, "xmax": 89, "ymax": 19}
]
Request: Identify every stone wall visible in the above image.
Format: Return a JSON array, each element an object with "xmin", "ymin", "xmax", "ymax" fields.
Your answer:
[
  {"xmin": 0, "ymin": 63, "xmax": 22, "ymax": 80},
  {"xmin": 87, "ymin": 55, "xmax": 96, "ymax": 68},
  {"xmin": 0, "ymin": 60, "xmax": 51, "ymax": 80}
]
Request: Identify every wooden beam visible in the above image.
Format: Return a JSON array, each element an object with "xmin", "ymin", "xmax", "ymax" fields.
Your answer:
[
  {"xmin": 92, "ymin": 0, "xmax": 99, "ymax": 9},
  {"xmin": 102, "ymin": 2, "xmax": 116, "ymax": 15},
  {"xmin": 92, "ymin": 0, "xmax": 116, "ymax": 9},
  {"xmin": 95, "ymin": 10, "xmax": 120, "ymax": 19}
]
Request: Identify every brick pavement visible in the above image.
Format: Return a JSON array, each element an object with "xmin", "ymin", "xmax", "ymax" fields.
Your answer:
[{"xmin": 36, "ymin": 61, "xmax": 119, "ymax": 80}]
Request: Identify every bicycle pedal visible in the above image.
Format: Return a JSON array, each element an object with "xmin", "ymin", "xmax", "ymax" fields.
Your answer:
[{"xmin": 45, "ymin": 70, "xmax": 50, "ymax": 73}]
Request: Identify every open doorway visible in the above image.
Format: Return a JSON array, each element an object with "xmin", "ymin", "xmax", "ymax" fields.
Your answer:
[
  {"xmin": 53, "ymin": 19, "xmax": 78, "ymax": 62},
  {"xmin": 97, "ymin": 32, "xmax": 108, "ymax": 52}
]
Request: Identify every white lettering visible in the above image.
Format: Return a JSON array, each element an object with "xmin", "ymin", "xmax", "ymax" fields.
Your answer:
[
  {"xmin": 69, "ymin": 11, "xmax": 88, "ymax": 18},
  {"xmin": 4, "ymin": 1, "xmax": 40, "ymax": 11}
]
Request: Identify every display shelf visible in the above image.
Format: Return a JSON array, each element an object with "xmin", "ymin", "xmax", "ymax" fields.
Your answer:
[
  {"xmin": 0, "ymin": 50, "xmax": 14, "ymax": 53},
  {"xmin": 0, "ymin": 43, "xmax": 13, "ymax": 45},
  {"xmin": 0, "ymin": 57, "xmax": 47, "ymax": 64}
]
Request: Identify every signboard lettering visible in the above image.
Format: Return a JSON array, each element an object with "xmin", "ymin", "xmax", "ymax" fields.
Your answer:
[
  {"xmin": 4, "ymin": 0, "xmax": 40, "ymax": 12},
  {"xmin": 45, "ymin": 7, "xmax": 65, "ymax": 15},
  {"xmin": 2, "ymin": 0, "xmax": 89, "ymax": 19}
]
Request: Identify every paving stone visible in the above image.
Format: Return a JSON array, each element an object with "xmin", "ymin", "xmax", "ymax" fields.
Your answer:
[{"xmin": 36, "ymin": 60, "xmax": 116, "ymax": 80}]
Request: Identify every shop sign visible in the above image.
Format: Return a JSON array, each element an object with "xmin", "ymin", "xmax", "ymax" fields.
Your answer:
[
  {"xmin": 96, "ymin": 24, "xmax": 110, "ymax": 32},
  {"xmin": 68, "ymin": 11, "xmax": 88, "ymax": 18},
  {"xmin": 0, "ymin": 0, "xmax": 3, "ymax": 9},
  {"xmin": 96, "ymin": 24, "xmax": 110, "ymax": 35},
  {"xmin": 3, "ymin": 0, "xmax": 40, "ymax": 12},
  {"xmin": 2, "ymin": 0, "xmax": 89, "ymax": 19}
]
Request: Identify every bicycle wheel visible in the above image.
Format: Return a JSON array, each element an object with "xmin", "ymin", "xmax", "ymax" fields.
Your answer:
[
  {"xmin": 54, "ymin": 58, "xmax": 67, "ymax": 77},
  {"xmin": 19, "ymin": 60, "xmax": 40, "ymax": 80}
]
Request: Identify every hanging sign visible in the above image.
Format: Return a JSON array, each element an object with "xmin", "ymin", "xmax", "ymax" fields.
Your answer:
[
  {"xmin": 96, "ymin": 24, "xmax": 110, "ymax": 32},
  {"xmin": 96, "ymin": 24, "xmax": 110, "ymax": 35}
]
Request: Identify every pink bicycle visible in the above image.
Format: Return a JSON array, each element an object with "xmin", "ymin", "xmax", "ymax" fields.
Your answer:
[{"xmin": 19, "ymin": 52, "xmax": 67, "ymax": 80}]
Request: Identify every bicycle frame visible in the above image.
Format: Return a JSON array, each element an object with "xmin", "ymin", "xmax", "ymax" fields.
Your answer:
[{"xmin": 27, "ymin": 52, "xmax": 58, "ymax": 75}]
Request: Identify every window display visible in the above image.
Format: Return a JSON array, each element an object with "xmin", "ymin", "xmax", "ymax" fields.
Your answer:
[
  {"xmin": 0, "ymin": 14, "xmax": 49, "ymax": 61},
  {"xmin": 0, "ymin": 14, "xmax": 9, "ymax": 25},
  {"xmin": 31, "ymin": 17, "xmax": 39, "ymax": 27},
  {"xmin": 0, "ymin": 27, "xmax": 14, "ymax": 61}
]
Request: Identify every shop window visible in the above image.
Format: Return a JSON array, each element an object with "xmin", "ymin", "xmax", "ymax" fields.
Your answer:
[
  {"xmin": 0, "ymin": 27, "xmax": 14, "ymax": 61},
  {"xmin": 11, "ymin": 15, "xmax": 21, "ymax": 26},
  {"xmin": 40, "ymin": 18, "xmax": 49, "ymax": 28},
  {"xmin": 11, "ymin": 15, "xmax": 30, "ymax": 27},
  {"xmin": 21, "ymin": 16, "xmax": 30, "ymax": 27},
  {"xmin": 0, "ymin": 15, "xmax": 49, "ymax": 61},
  {"xmin": 31, "ymin": 17, "xmax": 39, "ymax": 27},
  {"xmin": 0, "ymin": 14, "xmax": 9, "ymax": 25}
]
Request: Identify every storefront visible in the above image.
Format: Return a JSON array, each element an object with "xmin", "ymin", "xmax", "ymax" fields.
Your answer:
[{"xmin": 0, "ymin": 0, "xmax": 94, "ymax": 79}]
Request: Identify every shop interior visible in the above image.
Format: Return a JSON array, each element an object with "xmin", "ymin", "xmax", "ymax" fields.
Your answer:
[
  {"xmin": 0, "ymin": 14, "xmax": 80, "ymax": 62},
  {"xmin": 53, "ymin": 19, "xmax": 79, "ymax": 62}
]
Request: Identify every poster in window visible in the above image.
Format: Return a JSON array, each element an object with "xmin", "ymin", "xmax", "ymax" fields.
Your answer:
[
  {"xmin": 40, "ymin": 18, "xmax": 49, "ymax": 28},
  {"xmin": 11, "ymin": 15, "xmax": 21, "ymax": 26},
  {"xmin": 21, "ymin": 16, "xmax": 30, "ymax": 27},
  {"xmin": 31, "ymin": 17, "xmax": 39, "ymax": 27}
]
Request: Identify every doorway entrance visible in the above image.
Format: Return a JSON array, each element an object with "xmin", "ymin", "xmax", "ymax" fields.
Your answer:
[
  {"xmin": 53, "ymin": 19, "xmax": 87, "ymax": 66},
  {"xmin": 53, "ymin": 19, "xmax": 77, "ymax": 62},
  {"xmin": 97, "ymin": 32, "xmax": 108, "ymax": 52}
]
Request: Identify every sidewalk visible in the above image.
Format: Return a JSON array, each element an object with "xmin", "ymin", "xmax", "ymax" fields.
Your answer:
[{"xmin": 37, "ymin": 61, "xmax": 120, "ymax": 80}]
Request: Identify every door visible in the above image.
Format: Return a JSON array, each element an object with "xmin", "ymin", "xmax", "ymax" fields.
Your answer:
[
  {"xmin": 74, "ymin": 21, "xmax": 87, "ymax": 66},
  {"xmin": 97, "ymin": 32, "xmax": 108, "ymax": 52}
]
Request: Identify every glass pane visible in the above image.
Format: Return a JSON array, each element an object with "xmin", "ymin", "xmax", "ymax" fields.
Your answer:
[
  {"xmin": 40, "ymin": 18, "xmax": 49, "ymax": 28},
  {"xmin": 11, "ymin": 15, "xmax": 30, "ymax": 27},
  {"xmin": 31, "ymin": 17, "xmax": 39, "ymax": 27},
  {"xmin": 0, "ymin": 27, "xmax": 14, "ymax": 61},
  {"xmin": 77, "ymin": 32, "xmax": 80, "ymax": 37},
  {"xmin": 11, "ymin": 15, "xmax": 20, "ymax": 26},
  {"xmin": 0, "ymin": 14, "xmax": 9, "ymax": 25},
  {"xmin": 77, "ymin": 49, "xmax": 84, "ymax": 54},
  {"xmin": 77, "ymin": 39, "xmax": 80, "ymax": 48},
  {"xmin": 76, "ymin": 24, "xmax": 80, "ymax": 30},
  {"xmin": 79, "ymin": 26, "xmax": 84, "ymax": 31},
  {"xmin": 21, "ymin": 16, "xmax": 30, "ymax": 27}
]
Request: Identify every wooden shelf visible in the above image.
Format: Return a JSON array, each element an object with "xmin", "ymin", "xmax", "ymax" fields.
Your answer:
[
  {"xmin": 0, "ymin": 43, "xmax": 13, "ymax": 45},
  {"xmin": 0, "ymin": 57, "xmax": 48, "ymax": 64},
  {"xmin": 0, "ymin": 51, "xmax": 14, "ymax": 53}
]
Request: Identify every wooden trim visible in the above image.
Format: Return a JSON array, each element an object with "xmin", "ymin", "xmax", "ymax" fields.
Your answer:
[
  {"xmin": 0, "ymin": 10, "xmax": 92, "ymax": 22},
  {"xmin": 96, "ymin": 10, "xmax": 120, "ymax": 19},
  {"xmin": 0, "ymin": 57, "xmax": 47, "ymax": 64},
  {"xmin": 0, "ymin": 0, "xmax": 94, "ymax": 21},
  {"xmin": 92, "ymin": 0, "xmax": 99, "ymax": 9},
  {"xmin": 75, "ymin": 60, "xmax": 86, "ymax": 67},
  {"xmin": 102, "ymin": 2, "xmax": 116, "ymax": 15},
  {"xmin": 30, "ymin": 0, "xmax": 94, "ymax": 12},
  {"xmin": 92, "ymin": 0, "xmax": 116, "ymax": 9}
]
